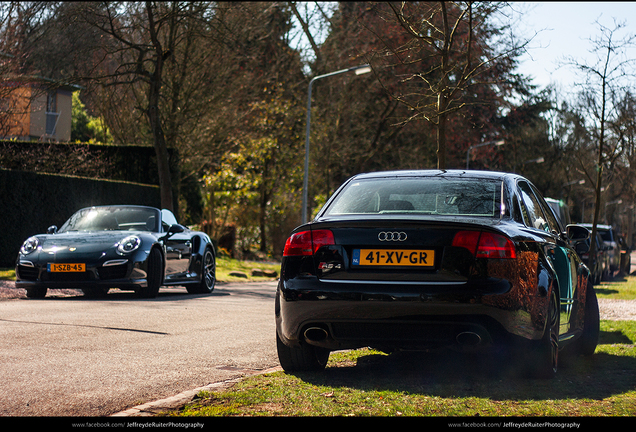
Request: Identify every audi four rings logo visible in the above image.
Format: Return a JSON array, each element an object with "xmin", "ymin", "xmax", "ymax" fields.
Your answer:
[{"xmin": 378, "ymin": 231, "xmax": 407, "ymax": 241}]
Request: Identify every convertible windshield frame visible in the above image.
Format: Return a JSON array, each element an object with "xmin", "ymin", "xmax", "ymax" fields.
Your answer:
[{"xmin": 58, "ymin": 206, "xmax": 161, "ymax": 233}]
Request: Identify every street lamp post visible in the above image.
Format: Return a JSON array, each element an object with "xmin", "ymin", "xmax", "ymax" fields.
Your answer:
[
  {"xmin": 465, "ymin": 140, "xmax": 505, "ymax": 170},
  {"xmin": 302, "ymin": 64, "xmax": 372, "ymax": 224}
]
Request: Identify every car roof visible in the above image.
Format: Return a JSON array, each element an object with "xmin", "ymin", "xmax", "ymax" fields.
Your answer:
[
  {"xmin": 581, "ymin": 223, "xmax": 612, "ymax": 230},
  {"xmin": 350, "ymin": 169, "xmax": 520, "ymax": 181}
]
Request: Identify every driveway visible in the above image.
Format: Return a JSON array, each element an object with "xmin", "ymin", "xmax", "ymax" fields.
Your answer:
[{"xmin": 0, "ymin": 282, "xmax": 279, "ymax": 416}]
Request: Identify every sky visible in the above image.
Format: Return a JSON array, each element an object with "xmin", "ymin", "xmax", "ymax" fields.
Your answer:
[
  {"xmin": 513, "ymin": 2, "xmax": 636, "ymax": 91},
  {"xmin": 290, "ymin": 2, "xmax": 636, "ymax": 93}
]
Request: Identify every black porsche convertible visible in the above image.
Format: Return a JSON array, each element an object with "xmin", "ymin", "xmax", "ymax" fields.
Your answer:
[
  {"xmin": 275, "ymin": 170, "xmax": 600, "ymax": 378},
  {"xmin": 15, "ymin": 205, "xmax": 216, "ymax": 299}
]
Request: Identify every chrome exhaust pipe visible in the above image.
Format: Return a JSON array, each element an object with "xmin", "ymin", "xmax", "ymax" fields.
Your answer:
[
  {"xmin": 456, "ymin": 331, "xmax": 482, "ymax": 346},
  {"xmin": 304, "ymin": 327, "xmax": 329, "ymax": 342}
]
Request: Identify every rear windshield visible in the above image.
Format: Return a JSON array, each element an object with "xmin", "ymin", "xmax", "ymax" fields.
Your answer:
[
  {"xmin": 598, "ymin": 230, "xmax": 613, "ymax": 242},
  {"xmin": 323, "ymin": 177, "xmax": 503, "ymax": 217}
]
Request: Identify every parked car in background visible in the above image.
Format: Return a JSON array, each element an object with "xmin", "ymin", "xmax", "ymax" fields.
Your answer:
[
  {"xmin": 582, "ymin": 224, "xmax": 621, "ymax": 273},
  {"xmin": 545, "ymin": 198, "xmax": 571, "ymax": 228},
  {"xmin": 543, "ymin": 199, "xmax": 598, "ymax": 275},
  {"xmin": 618, "ymin": 234, "xmax": 632, "ymax": 275},
  {"xmin": 15, "ymin": 205, "xmax": 216, "ymax": 299},
  {"xmin": 276, "ymin": 170, "xmax": 599, "ymax": 378},
  {"xmin": 579, "ymin": 231, "xmax": 609, "ymax": 284}
]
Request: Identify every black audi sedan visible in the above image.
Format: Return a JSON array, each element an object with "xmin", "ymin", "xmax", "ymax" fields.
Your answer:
[
  {"xmin": 15, "ymin": 205, "xmax": 216, "ymax": 299},
  {"xmin": 275, "ymin": 170, "xmax": 599, "ymax": 378}
]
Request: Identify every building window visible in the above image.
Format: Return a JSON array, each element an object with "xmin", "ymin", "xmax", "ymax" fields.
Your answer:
[{"xmin": 46, "ymin": 90, "xmax": 59, "ymax": 135}]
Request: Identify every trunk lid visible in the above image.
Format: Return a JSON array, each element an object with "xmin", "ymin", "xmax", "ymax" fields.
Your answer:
[{"xmin": 308, "ymin": 217, "xmax": 512, "ymax": 283}]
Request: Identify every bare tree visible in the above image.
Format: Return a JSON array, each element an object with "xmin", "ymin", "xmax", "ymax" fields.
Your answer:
[
  {"xmin": 373, "ymin": 1, "xmax": 530, "ymax": 169},
  {"xmin": 62, "ymin": 1, "xmax": 224, "ymax": 212},
  {"xmin": 562, "ymin": 18, "xmax": 636, "ymax": 266}
]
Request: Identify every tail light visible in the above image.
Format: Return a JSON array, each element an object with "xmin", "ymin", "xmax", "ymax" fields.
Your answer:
[
  {"xmin": 283, "ymin": 229, "xmax": 335, "ymax": 256},
  {"xmin": 452, "ymin": 230, "xmax": 516, "ymax": 259}
]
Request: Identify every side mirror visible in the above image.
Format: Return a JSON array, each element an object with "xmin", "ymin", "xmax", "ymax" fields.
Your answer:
[
  {"xmin": 47, "ymin": 225, "xmax": 58, "ymax": 234},
  {"xmin": 168, "ymin": 224, "xmax": 186, "ymax": 235},
  {"xmin": 160, "ymin": 224, "xmax": 185, "ymax": 241},
  {"xmin": 567, "ymin": 224, "xmax": 591, "ymax": 255},
  {"xmin": 566, "ymin": 224, "xmax": 590, "ymax": 242}
]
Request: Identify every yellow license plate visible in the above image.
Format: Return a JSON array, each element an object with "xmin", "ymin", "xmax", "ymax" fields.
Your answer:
[
  {"xmin": 352, "ymin": 249, "xmax": 434, "ymax": 267},
  {"xmin": 48, "ymin": 263, "xmax": 86, "ymax": 272}
]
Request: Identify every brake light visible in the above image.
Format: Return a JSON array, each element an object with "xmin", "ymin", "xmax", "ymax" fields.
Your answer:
[
  {"xmin": 452, "ymin": 231, "xmax": 516, "ymax": 259},
  {"xmin": 283, "ymin": 229, "xmax": 335, "ymax": 256},
  {"xmin": 451, "ymin": 231, "xmax": 481, "ymax": 256}
]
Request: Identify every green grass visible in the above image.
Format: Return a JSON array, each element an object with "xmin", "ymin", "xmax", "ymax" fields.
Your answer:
[
  {"xmin": 0, "ymin": 268, "xmax": 15, "ymax": 280},
  {"xmin": 173, "ymin": 321, "xmax": 636, "ymax": 417},
  {"xmin": 214, "ymin": 255, "xmax": 279, "ymax": 283},
  {"xmin": 169, "ymin": 275, "xmax": 636, "ymax": 418},
  {"xmin": 595, "ymin": 274, "xmax": 636, "ymax": 300}
]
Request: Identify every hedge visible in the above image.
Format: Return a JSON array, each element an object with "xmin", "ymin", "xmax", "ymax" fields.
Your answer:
[{"xmin": 0, "ymin": 168, "xmax": 161, "ymax": 267}]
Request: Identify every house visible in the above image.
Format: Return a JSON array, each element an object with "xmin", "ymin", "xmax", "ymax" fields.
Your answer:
[{"xmin": 0, "ymin": 75, "xmax": 82, "ymax": 142}]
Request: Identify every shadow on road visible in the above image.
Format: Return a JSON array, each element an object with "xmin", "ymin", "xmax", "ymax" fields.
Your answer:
[
  {"xmin": 14, "ymin": 289, "xmax": 229, "ymax": 302},
  {"xmin": 9, "ymin": 281, "xmax": 278, "ymax": 302}
]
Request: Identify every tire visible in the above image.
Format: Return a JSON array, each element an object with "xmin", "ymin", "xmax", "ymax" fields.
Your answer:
[
  {"xmin": 601, "ymin": 266, "xmax": 609, "ymax": 282},
  {"xmin": 576, "ymin": 280, "xmax": 600, "ymax": 356},
  {"xmin": 25, "ymin": 287, "xmax": 47, "ymax": 299},
  {"xmin": 528, "ymin": 291, "xmax": 559, "ymax": 379},
  {"xmin": 276, "ymin": 330, "xmax": 330, "ymax": 372},
  {"xmin": 137, "ymin": 248, "xmax": 162, "ymax": 298},
  {"xmin": 186, "ymin": 248, "xmax": 215, "ymax": 294}
]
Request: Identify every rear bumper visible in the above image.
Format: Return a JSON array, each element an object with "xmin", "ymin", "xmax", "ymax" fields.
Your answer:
[{"xmin": 275, "ymin": 277, "xmax": 546, "ymax": 351}]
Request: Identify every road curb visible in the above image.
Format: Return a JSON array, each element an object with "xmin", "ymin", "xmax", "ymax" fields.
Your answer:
[{"xmin": 111, "ymin": 366, "xmax": 283, "ymax": 417}]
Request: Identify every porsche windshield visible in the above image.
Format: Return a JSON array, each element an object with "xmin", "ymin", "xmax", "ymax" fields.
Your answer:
[
  {"xmin": 58, "ymin": 207, "xmax": 160, "ymax": 232},
  {"xmin": 323, "ymin": 177, "xmax": 503, "ymax": 217}
]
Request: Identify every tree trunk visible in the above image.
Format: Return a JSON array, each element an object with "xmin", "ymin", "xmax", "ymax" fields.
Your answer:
[
  {"xmin": 148, "ymin": 114, "xmax": 174, "ymax": 212},
  {"xmin": 437, "ymin": 93, "xmax": 448, "ymax": 170},
  {"xmin": 146, "ymin": 2, "xmax": 173, "ymax": 212},
  {"xmin": 259, "ymin": 189, "xmax": 268, "ymax": 253},
  {"xmin": 588, "ymin": 75, "xmax": 608, "ymax": 270}
]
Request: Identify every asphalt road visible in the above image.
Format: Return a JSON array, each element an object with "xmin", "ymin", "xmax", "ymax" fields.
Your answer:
[{"xmin": 0, "ymin": 281, "xmax": 280, "ymax": 417}]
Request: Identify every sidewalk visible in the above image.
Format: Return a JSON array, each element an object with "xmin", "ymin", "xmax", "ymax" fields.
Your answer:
[{"xmin": 111, "ymin": 366, "xmax": 282, "ymax": 417}]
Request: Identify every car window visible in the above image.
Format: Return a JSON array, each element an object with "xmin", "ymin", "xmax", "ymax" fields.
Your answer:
[
  {"xmin": 517, "ymin": 181, "xmax": 549, "ymax": 232},
  {"xmin": 531, "ymin": 184, "xmax": 561, "ymax": 233},
  {"xmin": 598, "ymin": 229, "xmax": 613, "ymax": 242},
  {"xmin": 515, "ymin": 193, "xmax": 531, "ymax": 227},
  {"xmin": 510, "ymin": 193, "xmax": 525, "ymax": 224},
  {"xmin": 323, "ymin": 177, "xmax": 502, "ymax": 217}
]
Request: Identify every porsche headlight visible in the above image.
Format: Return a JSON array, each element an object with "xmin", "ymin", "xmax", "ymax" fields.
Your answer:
[
  {"xmin": 20, "ymin": 237, "xmax": 39, "ymax": 255},
  {"xmin": 117, "ymin": 235, "xmax": 141, "ymax": 254}
]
